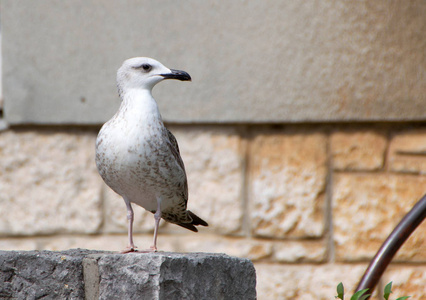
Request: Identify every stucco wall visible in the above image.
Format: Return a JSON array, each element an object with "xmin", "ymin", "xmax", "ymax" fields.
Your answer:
[{"xmin": 2, "ymin": 0, "xmax": 425, "ymax": 124}]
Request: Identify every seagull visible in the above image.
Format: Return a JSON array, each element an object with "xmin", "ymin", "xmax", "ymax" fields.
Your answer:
[{"xmin": 95, "ymin": 57, "xmax": 208, "ymax": 253}]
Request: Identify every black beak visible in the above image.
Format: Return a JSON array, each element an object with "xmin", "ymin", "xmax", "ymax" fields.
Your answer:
[{"xmin": 161, "ymin": 69, "xmax": 191, "ymax": 81}]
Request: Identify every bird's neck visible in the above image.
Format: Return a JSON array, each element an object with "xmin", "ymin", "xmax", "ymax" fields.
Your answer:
[{"xmin": 119, "ymin": 88, "xmax": 163, "ymax": 123}]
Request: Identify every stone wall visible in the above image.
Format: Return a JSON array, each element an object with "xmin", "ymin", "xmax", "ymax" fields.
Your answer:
[
  {"xmin": 1, "ymin": 124, "xmax": 425, "ymax": 299},
  {"xmin": 0, "ymin": 250, "xmax": 256, "ymax": 299}
]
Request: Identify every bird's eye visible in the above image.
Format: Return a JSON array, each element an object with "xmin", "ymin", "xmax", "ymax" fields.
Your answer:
[{"xmin": 141, "ymin": 64, "xmax": 152, "ymax": 72}]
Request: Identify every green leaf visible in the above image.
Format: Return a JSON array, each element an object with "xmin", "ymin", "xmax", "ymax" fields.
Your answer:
[
  {"xmin": 336, "ymin": 282, "xmax": 344, "ymax": 299},
  {"xmin": 383, "ymin": 282, "xmax": 393, "ymax": 300},
  {"xmin": 351, "ymin": 289, "xmax": 369, "ymax": 300},
  {"xmin": 359, "ymin": 294, "xmax": 371, "ymax": 300},
  {"xmin": 395, "ymin": 297, "xmax": 410, "ymax": 300}
]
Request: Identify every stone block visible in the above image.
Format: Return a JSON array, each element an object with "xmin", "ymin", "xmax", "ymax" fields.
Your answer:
[
  {"xmin": 271, "ymin": 240, "xmax": 327, "ymax": 263},
  {"xmin": 388, "ymin": 129, "xmax": 426, "ymax": 174},
  {"xmin": 249, "ymin": 129, "xmax": 327, "ymax": 238},
  {"xmin": 85, "ymin": 252, "xmax": 256, "ymax": 300},
  {"xmin": 3, "ymin": 1, "xmax": 425, "ymax": 124},
  {"xmin": 0, "ymin": 130, "xmax": 103, "ymax": 236},
  {"xmin": 333, "ymin": 173, "xmax": 426, "ymax": 262},
  {"xmin": 382, "ymin": 265, "xmax": 426, "ymax": 299},
  {"xmin": 0, "ymin": 249, "xmax": 101, "ymax": 299},
  {"xmin": 255, "ymin": 263, "xmax": 368, "ymax": 299},
  {"xmin": 0, "ymin": 249, "xmax": 256, "ymax": 300},
  {"xmin": 330, "ymin": 130, "xmax": 387, "ymax": 171}
]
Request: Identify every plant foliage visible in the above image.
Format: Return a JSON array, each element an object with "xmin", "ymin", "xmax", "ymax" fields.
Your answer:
[{"xmin": 335, "ymin": 282, "xmax": 410, "ymax": 300}]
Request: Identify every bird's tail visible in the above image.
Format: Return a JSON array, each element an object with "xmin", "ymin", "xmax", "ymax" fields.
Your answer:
[
  {"xmin": 188, "ymin": 210, "xmax": 208, "ymax": 226},
  {"xmin": 176, "ymin": 211, "xmax": 208, "ymax": 232}
]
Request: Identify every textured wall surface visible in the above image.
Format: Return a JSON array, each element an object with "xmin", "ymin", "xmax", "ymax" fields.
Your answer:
[
  {"xmin": 0, "ymin": 250, "xmax": 256, "ymax": 300},
  {"xmin": 1, "ymin": 125, "xmax": 426, "ymax": 299},
  {"xmin": 2, "ymin": 0, "xmax": 426, "ymax": 124}
]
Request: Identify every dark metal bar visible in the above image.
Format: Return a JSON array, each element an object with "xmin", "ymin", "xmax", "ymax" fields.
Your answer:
[{"xmin": 355, "ymin": 193, "xmax": 426, "ymax": 298}]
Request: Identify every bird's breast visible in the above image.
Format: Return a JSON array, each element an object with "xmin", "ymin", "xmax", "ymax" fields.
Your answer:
[{"xmin": 95, "ymin": 116, "xmax": 184, "ymax": 206}]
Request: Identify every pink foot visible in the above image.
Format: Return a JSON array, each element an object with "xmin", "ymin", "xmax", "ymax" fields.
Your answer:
[
  {"xmin": 132, "ymin": 246, "xmax": 157, "ymax": 253},
  {"xmin": 120, "ymin": 246, "xmax": 138, "ymax": 254},
  {"xmin": 119, "ymin": 246, "xmax": 159, "ymax": 253}
]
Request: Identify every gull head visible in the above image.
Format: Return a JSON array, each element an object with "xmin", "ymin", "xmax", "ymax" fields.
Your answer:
[{"xmin": 117, "ymin": 57, "xmax": 191, "ymax": 95}]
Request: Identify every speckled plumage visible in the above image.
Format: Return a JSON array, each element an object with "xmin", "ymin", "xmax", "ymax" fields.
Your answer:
[{"xmin": 95, "ymin": 57, "xmax": 207, "ymax": 252}]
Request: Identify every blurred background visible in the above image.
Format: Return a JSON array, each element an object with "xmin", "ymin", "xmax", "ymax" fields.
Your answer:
[{"xmin": 0, "ymin": 1, "xmax": 425, "ymax": 298}]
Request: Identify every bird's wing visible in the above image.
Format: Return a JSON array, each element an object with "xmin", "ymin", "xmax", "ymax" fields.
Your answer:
[
  {"xmin": 166, "ymin": 128, "xmax": 181, "ymax": 156},
  {"xmin": 166, "ymin": 128, "xmax": 189, "ymax": 205}
]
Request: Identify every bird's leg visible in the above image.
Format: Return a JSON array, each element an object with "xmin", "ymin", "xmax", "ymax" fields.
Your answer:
[
  {"xmin": 150, "ymin": 198, "xmax": 162, "ymax": 252},
  {"xmin": 120, "ymin": 198, "xmax": 137, "ymax": 253}
]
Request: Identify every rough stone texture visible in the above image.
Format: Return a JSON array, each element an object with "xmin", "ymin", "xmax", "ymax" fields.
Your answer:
[
  {"xmin": 333, "ymin": 173, "xmax": 426, "ymax": 262},
  {"xmin": 382, "ymin": 265, "xmax": 426, "ymax": 299},
  {"xmin": 0, "ymin": 130, "xmax": 103, "ymax": 236},
  {"xmin": 170, "ymin": 126, "xmax": 245, "ymax": 234},
  {"xmin": 0, "ymin": 249, "xmax": 101, "ymax": 300},
  {"xmin": 0, "ymin": 250, "xmax": 256, "ymax": 300},
  {"xmin": 3, "ymin": 1, "xmax": 425, "ymax": 124},
  {"xmin": 88, "ymin": 252, "xmax": 256, "ymax": 300},
  {"xmin": 388, "ymin": 129, "xmax": 426, "ymax": 174},
  {"xmin": 249, "ymin": 129, "xmax": 327, "ymax": 238},
  {"xmin": 330, "ymin": 130, "xmax": 387, "ymax": 171},
  {"xmin": 271, "ymin": 240, "xmax": 327, "ymax": 263},
  {"xmin": 255, "ymin": 263, "xmax": 368, "ymax": 299}
]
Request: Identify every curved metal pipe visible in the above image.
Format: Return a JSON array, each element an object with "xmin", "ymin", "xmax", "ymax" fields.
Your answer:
[{"xmin": 355, "ymin": 193, "xmax": 426, "ymax": 298}]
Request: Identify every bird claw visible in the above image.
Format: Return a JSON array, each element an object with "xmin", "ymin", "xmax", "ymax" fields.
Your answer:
[
  {"xmin": 119, "ymin": 245, "xmax": 159, "ymax": 254},
  {"xmin": 120, "ymin": 246, "xmax": 138, "ymax": 254}
]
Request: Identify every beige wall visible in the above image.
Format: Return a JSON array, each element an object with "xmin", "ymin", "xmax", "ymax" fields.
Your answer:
[{"xmin": 1, "ymin": 124, "xmax": 425, "ymax": 299}]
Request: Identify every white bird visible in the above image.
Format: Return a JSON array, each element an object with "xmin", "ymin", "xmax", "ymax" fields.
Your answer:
[{"xmin": 95, "ymin": 57, "xmax": 208, "ymax": 253}]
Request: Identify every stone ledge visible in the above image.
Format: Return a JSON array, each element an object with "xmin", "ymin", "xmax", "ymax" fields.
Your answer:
[
  {"xmin": 0, "ymin": 249, "xmax": 100, "ymax": 299},
  {"xmin": 0, "ymin": 249, "xmax": 256, "ymax": 300}
]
